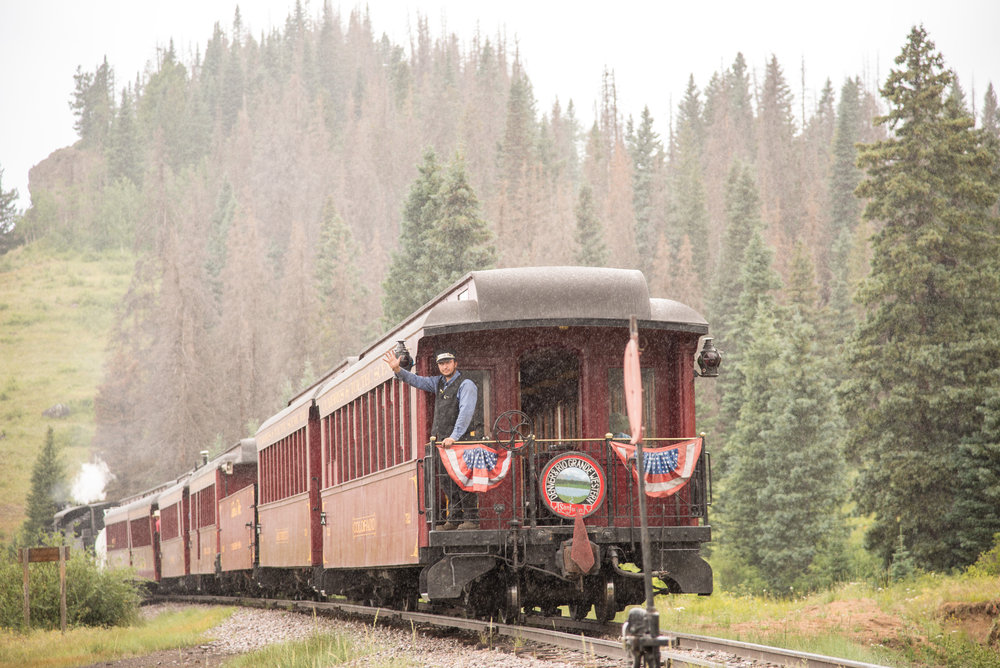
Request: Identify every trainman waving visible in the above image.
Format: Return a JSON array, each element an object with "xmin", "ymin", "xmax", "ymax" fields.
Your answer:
[{"xmin": 383, "ymin": 347, "xmax": 479, "ymax": 530}]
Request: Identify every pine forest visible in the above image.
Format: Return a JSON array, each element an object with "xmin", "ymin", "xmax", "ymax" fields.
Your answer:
[{"xmin": 3, "ymin": 5, "xmax": 999, "ymax": 592}]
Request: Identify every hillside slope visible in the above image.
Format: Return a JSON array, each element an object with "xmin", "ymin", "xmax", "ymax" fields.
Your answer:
[{"xmin": 0, "ymin": 243, "xmax": 132, "ymax": 538}]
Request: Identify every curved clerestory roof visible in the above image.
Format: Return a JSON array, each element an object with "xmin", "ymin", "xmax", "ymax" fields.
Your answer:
[{"xmin": 421, "ymin": 266, "xmax": 708, "ymax": 335}]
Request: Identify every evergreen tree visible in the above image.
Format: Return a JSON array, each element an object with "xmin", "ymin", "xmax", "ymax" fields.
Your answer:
[
  {"xmin": 107, "ymin": 86, "xmax": 143, "ymax": 186},
  {"xmin": 669, "ymin": 235, "xmax": 704, "ymax": 312},
  {"xmin": 138, "ymin": 45, "xmax": 196, "ymax": 171},
  {"xmin": 828, "ymin": 78, "xmax": 864, "ymax": 236},
  {"xmin": 825, "ymin": 227, "xmax": 859, "ymax": 350},
  {"xmin": 785, "ymin": 240, "xmax": 819, "ymax": 314},
  {"xmin": 573, "ymin": 183, "xmax": 608, "ymax": 266},
  {"xmin": 315, "ymin": 198, "xmax": 367, "ymax": 368},
  {"xmin": 982, "ymin": 83, "xmax": 999, "ymax": 140},
  {"xmin": 382, "ymin": 151, "xmax": 496, "ymax": 325},
  {"xmin": 981, "ymin": 83, "xmax": 1000, "ymax": 216},
  {"xmin": 0, "ymin": 165, "xmax": 20, "ymax": 253},
  {"xmin": 718, "ymin": 230, "xmax": 782, "ymax": 461},
  {"xmin": 721, "ymin": 302, "xmax": 783, "ymax": 577},
  {"xmin": 382, "ymin": 149, "xmax": 444, "ymax": 324},
  {"xmin": 951, "ymin": 369, "xmax": 1000, "ymax": 563},
  {"xmin": 22, "ymin": 427, "xmax": 66, "ymax": 540},
  {"xmin": 755, "ymin": 311, "xmax": 846, "ymax": 592},
  {"xmin": 727, "ymin": 53, "xmax": 756, "ymax": 160},
  {"xmin": 709, "ymin": 160, "xmax": 762, "ymax": 348},
  {"xmin": 495, "ymin": 58, "xmax": 540, "ymax": 264},
  {"xmin": 757, "ymin": 55, "xmax": 803, "ymax": 242},
  {"xmin": 424, "ymin": 153, "xmax": 497, "ymax": 286},
  {"xmin": 841, "ymin": 26, "xmax": 1000, "ymax": 569},
  {"xmin": 669, "ymin": 77, "xmax": 710, "ymax": 275},
  {"xmin": 70, "ymin": 57, "xmax": 115, "ymax": 147},
  {"xmin": 627, "ymin": 106, "xmax": 664, "ymax": 272}
]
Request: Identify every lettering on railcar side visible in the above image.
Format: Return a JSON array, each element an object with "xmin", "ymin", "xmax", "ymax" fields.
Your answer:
[{"xmin": 352, "ymin": 513, "xmax": 377, "ymax": 538}]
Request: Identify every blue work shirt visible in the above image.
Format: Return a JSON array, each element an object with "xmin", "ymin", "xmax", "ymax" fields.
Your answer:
[{"xmin": 395, "ymin": 368, "xmax": 478, "ymax": 441}]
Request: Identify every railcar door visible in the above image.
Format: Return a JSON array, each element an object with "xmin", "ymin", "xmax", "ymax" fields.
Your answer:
[{"xmin": 518, "ymin": 347, "xmax": 580, "ymax": 442}]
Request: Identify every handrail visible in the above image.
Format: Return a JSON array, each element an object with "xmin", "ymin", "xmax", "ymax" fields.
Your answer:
[{"xmin": 424, "ymin": 435, "xmax": 702, "ymax": 447}]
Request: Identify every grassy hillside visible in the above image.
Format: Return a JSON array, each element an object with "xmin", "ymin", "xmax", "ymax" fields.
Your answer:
[{"xmin": 0, "ymin": 243, "xmax": 133, "ymax": 539}]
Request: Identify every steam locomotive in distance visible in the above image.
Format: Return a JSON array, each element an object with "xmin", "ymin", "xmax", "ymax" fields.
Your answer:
[{"xmin": 80, "ymin": 267, "xmax": 716, "ymax": 622}]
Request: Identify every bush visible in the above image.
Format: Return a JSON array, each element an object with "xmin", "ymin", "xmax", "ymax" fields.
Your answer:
[
  {"xmin": 965, "ymin": 533, "xmax": 1000, "ymax": 578},
  {"xmin": 0, "ymin": 542, "xmax": 141, "ymax": 630}
]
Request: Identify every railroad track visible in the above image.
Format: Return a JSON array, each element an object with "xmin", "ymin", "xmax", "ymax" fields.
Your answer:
[{"xmin": 155, "ymin": 594, "xmax": 890, "ymax": 668}]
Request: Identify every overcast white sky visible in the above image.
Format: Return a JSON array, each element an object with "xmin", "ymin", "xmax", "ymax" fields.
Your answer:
[{"xmin": 1, "ymin": 0, "xmax": 998, "ymax": 210}]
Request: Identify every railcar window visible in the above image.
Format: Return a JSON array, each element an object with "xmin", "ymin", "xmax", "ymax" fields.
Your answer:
[
  {"xmin": 106, "ymin": 521, "xmax": 127, "ymax": 549},
  {"xmin": 607, "ymin": 367, "xmax": 656, "ymax": 439},
  {"xmin": 323, "ymin": 377, "xmax": 418, "ymax": 487},
  {"xmin": 160, "ymin": 504, "xmax": 179, "ymax": 540},
  {"xmin": 519, "ymin": 349, "xmax": 579, "ymax": 442},
  {"xmin": 130, "ymin": 516, "xmax": 152, "ymax": 547}
]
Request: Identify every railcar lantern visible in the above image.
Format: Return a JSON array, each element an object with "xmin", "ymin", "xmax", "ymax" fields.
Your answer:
[
  {"xmin": 394, "ymin": 340, "xmax": 414, "ymax": 371},
  {"xmin": 695, "ymin": 337, "xmax": 722, "ymax": 377}
]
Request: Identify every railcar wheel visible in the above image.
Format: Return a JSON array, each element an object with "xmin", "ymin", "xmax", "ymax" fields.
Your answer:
[
  {"xmin": 568, "ymin": 601, "xmax": 591, "ymax": 620},
  {"xmin": 463, "ymin": 587, "xmax": 490, "ymax": 619},
  {"xmin": 400, "ymin": 589, "xmax": 419, "ymax": 612},
  {"xmin": 593, "ymin": 577, "xmax": 617, "ymax": 623},
  {"xmin": 498, "ymin": 582, "xmax": 521, "ymax": 624}
]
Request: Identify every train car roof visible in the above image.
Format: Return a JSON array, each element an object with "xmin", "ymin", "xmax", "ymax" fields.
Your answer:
[
  {"xmin": 422, "ymin": 266, "xmax": 708, "ymax": 335},
  {"xmin": 255, "ymin": 384, "xmax": 320, "ymax": 449},
  {"xmin": 158, "ymin": 471, "xmax": 194, "ymax": 507},
  {"xmin": 189, "ymin": 438, "xmax": 258, "ymax": 492},
  {"xmin": 54, "ymin": 501, "xmax": 116, "ymax": 524},
  {"xmin": 105, "ymin": 489, "xmax": 161, "ymax": 523}
]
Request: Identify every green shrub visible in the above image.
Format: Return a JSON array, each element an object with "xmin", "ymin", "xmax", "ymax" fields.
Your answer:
[
  {"xmin": 965, "ymin": 533, "xmax": 1000, "ymax": 578},
  {"xmin": 0, "ymin": 542, "xmax": 141, "ymax": 630}
]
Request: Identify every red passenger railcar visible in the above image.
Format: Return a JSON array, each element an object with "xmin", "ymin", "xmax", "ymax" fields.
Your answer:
[
  {"xmin": 157, "ymin": 476, "xmax": 192, "ymax": 584},
  {"xmin": 254, "ymin": 393, "xmax": 322, "ymax": 596},
  {"xmin": 182, "ymin": 440, "xmax": 258, "ymax": 592},
  {"xmin": 103, "ymin": 486, "xmax": 164, "ymax": 583},
  {"xmin": 302, "ymin": 267, "xmax": 713, "ymax": 620}
]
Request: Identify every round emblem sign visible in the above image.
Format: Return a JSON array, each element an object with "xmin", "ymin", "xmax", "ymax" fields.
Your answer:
[{"xmin": 539, "ymin": 452, "xmax": 606, "ymax": 518}]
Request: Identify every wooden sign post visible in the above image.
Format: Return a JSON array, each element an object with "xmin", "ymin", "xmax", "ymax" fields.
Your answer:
[{"xmin": 19, "ymin": 546, "xmax": 70, "ymax": 632}]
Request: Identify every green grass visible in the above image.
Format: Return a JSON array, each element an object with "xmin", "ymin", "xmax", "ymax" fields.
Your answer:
[
  {"xmin": 0, "ymin": 242, "xmax": 133, "ymax": 538},
  {"xmin": 642, "ymin": 572, "xmax": 1000, "ymax": 667},
  {"xmin": 222, "ymin": 632, "xmax": 367, "ymax": 668},
  {"xmin": 0, "ymin": 605, "xmax": 234, "ymax": 668}
]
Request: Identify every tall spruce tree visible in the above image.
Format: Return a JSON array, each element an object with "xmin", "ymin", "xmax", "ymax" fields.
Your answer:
[
  {"xmin": 107, "ymin": 86, "xmax": 143, "ymax": 186},
  {"xmin": 22, "ymin": 427, "xmax": 66, "ymax": 540},
  {"xmin": 757, "ymin": 55, "xmax": 801, "ymax": 239},
  {"xmin": 382, "ymin": 149, "xmax": 445, "ymax": 324},
  {"xmin": 383, "ymin": 151, "xmax": 496, "ymax": 324},
  {"xmin": 721, "ymin": 302, "xmax": 783, "ymax": 579},
  {"xmin": 841, "ymin": 26, "xmax": 1000, "ymax": 569},
  {"xmin": 0, "ymin": 165, "xmax": 19, "ymax": 239},
  {"xmin": 709, "ymin": 160, "xmax": 763, "ymax": 349},
  {"xmin": 627, "ymin": 106, "xmax": 664, "ymax": 273},
  {"xmin": 70, "ymin": 57, "xmax": 115, "ymax": 148},
  {"xmin": 573, "ymin": 183, "xmax": 608, "ymax": 266},
  {"xmin": 755, "ymin": 311, "xmax": 845, "ymax": 592},
  {"xmin": 669, "ymin": 76, "xmax": 710, "ymax": 275},
  {"xmin": 828, "ymin": 78, "xmax": 863, "ymax": 236},
  {"xmin": 424, "ymin": 153, "xmax": 498, "ymax": 290},
  {"xmin": 982, "ymin": 83, "xmax": 999, "ymax": 140},
  {"xmin": 951, "ymin": 370, "xmax": 1000, "ymax": 564},
  {"xmin": 718, "ymin": 230, "xmax": 782, "ymax": 467},
  {"xmin": 315, "ymin": 198, "xmax": 367, "ymax": 369}
]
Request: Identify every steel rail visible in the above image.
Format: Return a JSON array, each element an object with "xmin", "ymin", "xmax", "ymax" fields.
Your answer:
[{"xmin": 155, "ymin": 594, "xmax": 891, "ymax": 667}]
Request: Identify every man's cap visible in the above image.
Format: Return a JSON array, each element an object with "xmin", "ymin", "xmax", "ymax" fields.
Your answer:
[{"xmin": 436, "ymin": 350, "xmax": 456, "ymax": 363}]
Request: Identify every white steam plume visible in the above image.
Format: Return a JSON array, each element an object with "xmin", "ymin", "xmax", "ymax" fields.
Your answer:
[{"xmin": 71, "ymin": 458, "xmax": 114, "ymax": 505}]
